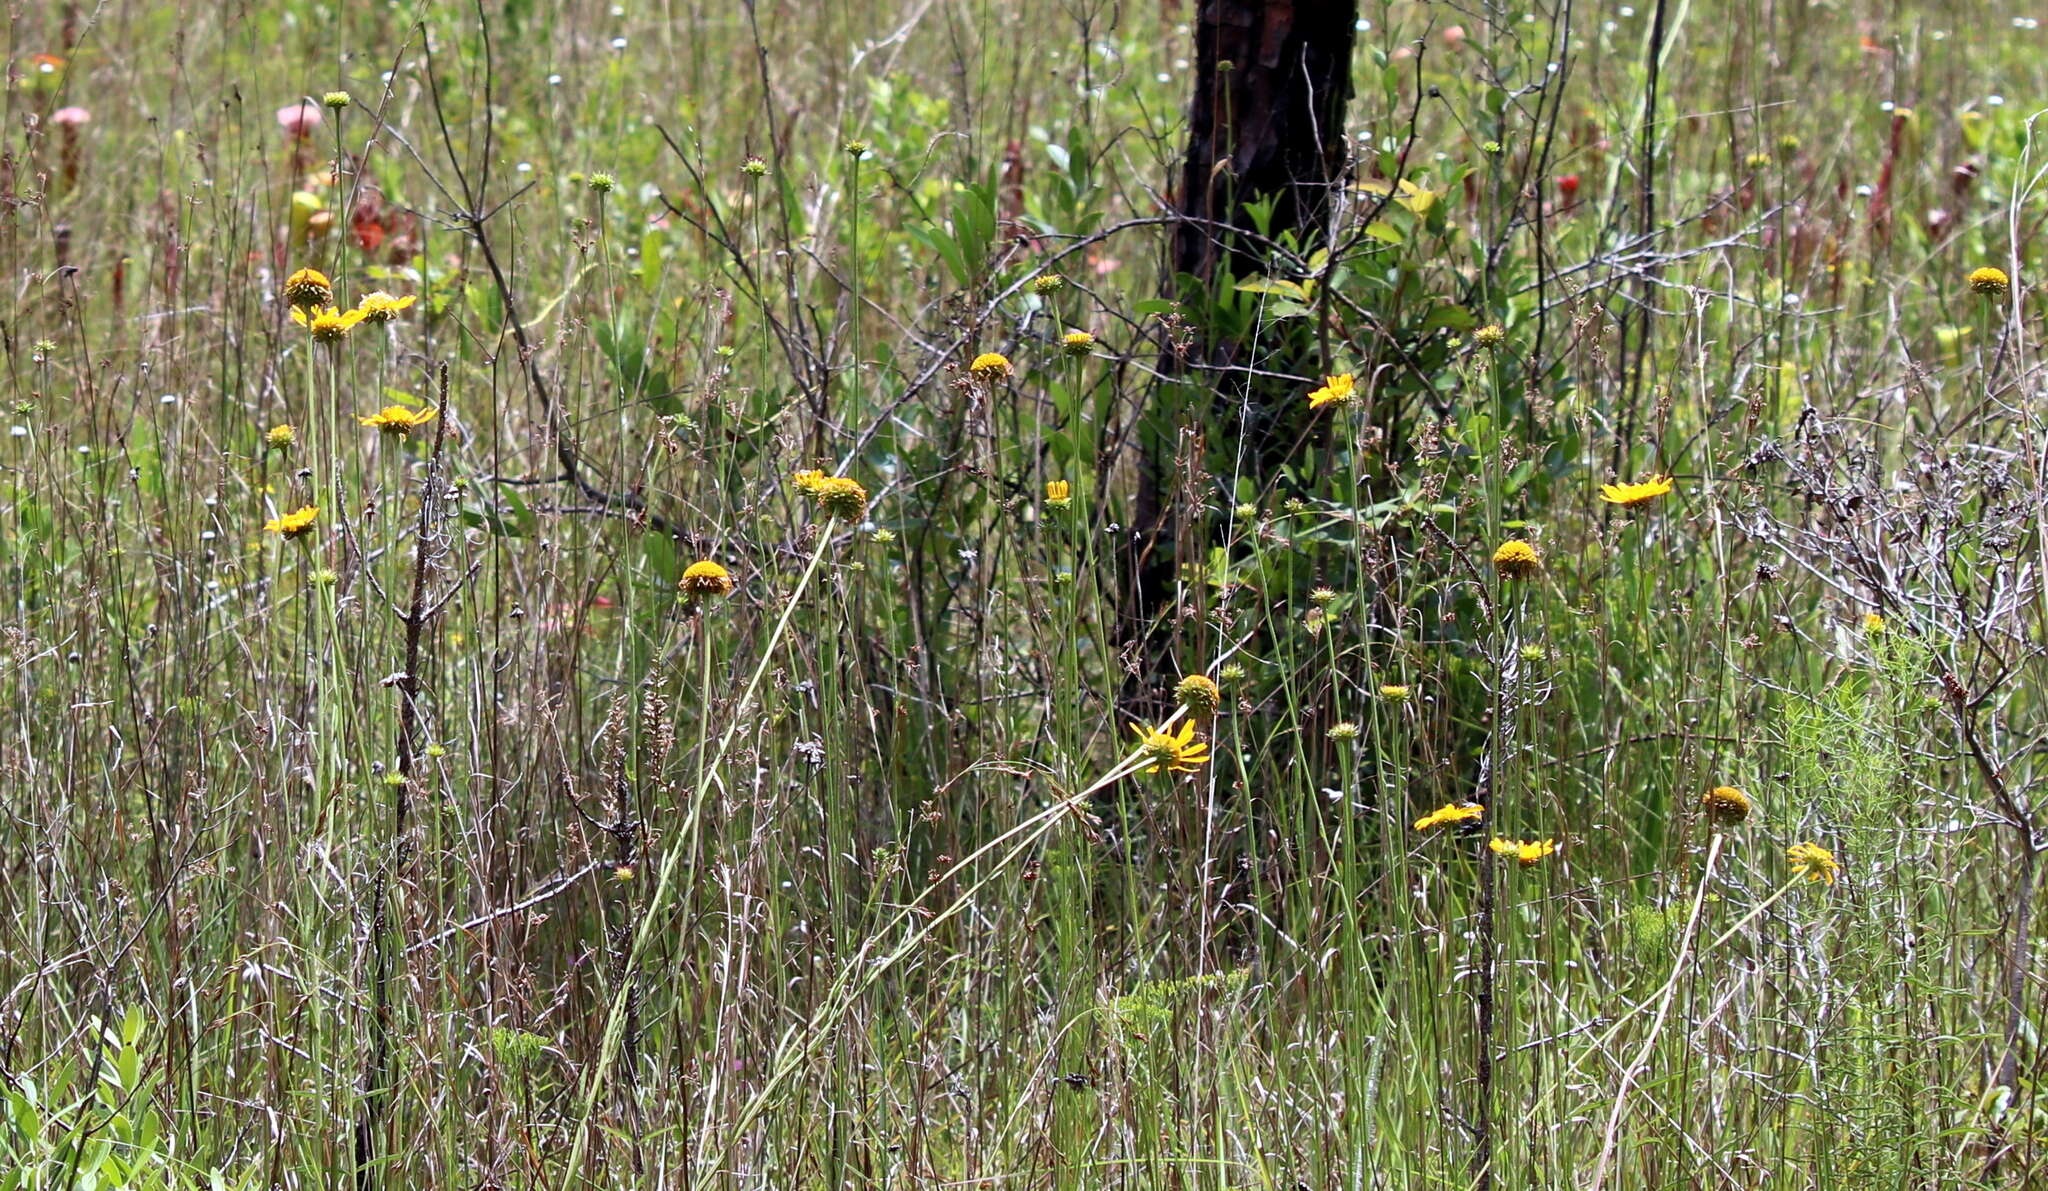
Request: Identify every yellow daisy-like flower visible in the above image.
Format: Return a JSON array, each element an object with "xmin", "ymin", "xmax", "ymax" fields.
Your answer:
[
  {"xmin": 1492, "ymin": 539, "xmax": 1541, "ymax": 579},
  {"xmin": 1307, "ymin": 372, "xmax": 1357, "ymax": 410},
  {"xmin": 1702, "ymin": 785, "xmax": 1752, "ymax": 826},
  {"xmin": 1968, "ymin": 266, "xmax": 2010, "ymax": 295},
  {"xmin": 1473, "ymin": 324, "xmax": 1507, "ymax": 348},
  {"xmin": 1174, "ymin": 674, "xmax": 1221, "ymax": 716},
  {"xmin": 291, "ymin": 304, "xmax": 367, "ymax": 343},
  {"xmin": 263, "ymin": 505, "xmax": 320, "ymax": 538},
  {"xmin": 1414, "ymin": 801, "xmax": 1484, "ymax": 831},
  {"xmin": 282, "ymin": 266, "xmax": 333, "ymax": 310},
  {"xmin": 1060, "ymin": 331, "xmax": 1095, "ymax": 357},
  {"xmin": 266, "ymin": 424, "xmax": 297, "ymax": 450},
  {"xmin": 679, "ymin": 559, "xmax": 736, "ymax": 599},
  {"xmin": 808, "ymin": 476, "xmax": 870, "ymax": 520},
  {"xmin": 354, "ymin": 291, "xmax": 418, "ymax": 324},
  {"xmin": 969, "ymin": 352, "xmax": 1013, "ymax": 381},
  {"xmin": 792, "ymin": 469, "xmax": 827, "ymax": 494},
  {"xmin": 1787, "ymin": 841, "xmax": 1840, "ymax": 885},
  {"xmin": 358, "ymin": 405, "xmax": 437, "ymax": 435},
  {"xmin": 1379, "ymin": 683, "xmax": 1411, "ymax": 700},
  {"xmin": 1599, "ymin": 475, "xmax": 1675, "ymax": 507},
  {"xmin": 1488, "ymin": 837, "xmax": 1558, "ymax": 867},
  {"xmin": 1129, "ymin": 718, "xmax": 1209, "ymax": 775},
  {"xmin": 1045, "ymin": 479, "xmax": 1072, "ymax": 508},
  {"xmin": 1863, "ymin": 612, "xmax": 1886, "ymax": 634}
]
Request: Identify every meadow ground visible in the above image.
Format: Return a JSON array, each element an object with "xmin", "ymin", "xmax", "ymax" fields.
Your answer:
[{"xmin": 3, "ymin": 0, "xmax": 2048, "ymax": 1187}]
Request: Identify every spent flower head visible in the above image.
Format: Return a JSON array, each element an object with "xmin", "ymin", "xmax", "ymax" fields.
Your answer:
[
  {"xmin": 1702, "ymin": 786, "xmax": 1752, "ymax": 826},
  {"xmin": 1174, "ymin": 674, "xmax": 1221, "ymax": 716}
]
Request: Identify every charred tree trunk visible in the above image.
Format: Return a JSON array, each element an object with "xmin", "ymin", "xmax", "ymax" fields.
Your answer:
[{"xmin": 1127, "ymin": 0, "xmax": 1357, "ymax": 700}]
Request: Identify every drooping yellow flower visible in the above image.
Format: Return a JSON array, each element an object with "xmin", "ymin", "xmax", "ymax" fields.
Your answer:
[
  {"xmin": 264, "ymin": 505, "xmax": 320, "ymax": 538},
  {"xmin": 291, "ymin": 304, "xmax": 367, "ymax": 343},
  {"xmin": 680, "ymin": 559, "xmax": 735, "ymax": 599},
  {"xmin": 1787, "ymin": 842, "xmax": 1840, "ymax": 885},
  {"xmin": 969, "ymin": 352, "xmax": 1013, "ymax": 381},
  {"xmin": 1702, "ymin": 786, "xmax": 1752, "ymax": 826},
  {"xmin": 1307, "ymin": 372, "xmax": 1357, "ymax": 410},
  {"xmin": 1379, "ymin": 683, "xmax": 1411, "ymax": 700},
  {"xmin": 1174, "ymin": 674, "xmax": 1221, "ymax": 716},
  {"xmin": 1044, "ymin": 479, "xmax": 1072, "ymax": 508},
  {"xmin": 1599, "ymin": 475, "xmax": 1674, "ymax": 507},
  {"xmin": 283, "ymin": 267, "xmax": 333, "ymax": 310},
  {"xmin": 354, "ymin": 291, "xmax": 417, "ymax": 324},
  {"xmin": 1060, "ymin": 331, "xmax": 1095, "ymax": 357},
  {"xmin": 792, "ymin": 469, "xmax": 827, "ymax": 494},
  {"xmin": 266, "ymin": 424, "xmax": 298, "ymax": 450},
  {"xmin": 358, "ymin": 405, "xmax": 437, "ymax": 435},
  {"xmin": 1489, "ymin": 837, "xmax": 1558, "ymax": 867},
  {"xmin": 1129, "ymin": 718, "xmax": 1209, "ymax": 775},
  {"xmin": 1414, "ymin": 801, "xmax": 1484, "ymax": 831},
  {"xmin": 808, "ymin": 476, "xmax": 870, "ymax": 520},
  {"xmin": 1492, "ymin": 539, "xmax": 1542, "ymax": 579},
  {"xmin": 1968, "ymin": 266, "xmax": 2010, "ymax": 295}
]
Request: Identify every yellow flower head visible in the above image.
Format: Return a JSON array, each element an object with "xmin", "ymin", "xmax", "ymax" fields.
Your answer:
[
  {"xmin": 1702, "ymin": 785, "xmax": 1752, "ymax": 826},
  {"xmin": 1787, "ymin": 841, "xmax": 1840, "ymax": 885},
  {"xmin": 1414, "ymin": 801, "xmax": 1484, "ymax": 832},
  {"xmin": 1174, "ymin": 673, "xmax": 1221, "ymax": 716},
  {"xmin": 1968, "ymin": 266, "xmax": 2010, "ymax": 295},
  {"xmin": 1862, "ymin": 612, "xmax": 1886, "ymax": 634},
  {"xmin": 283, "ymin": 267, "xmax": 333, "ymax": 310},
  {"xmin": 1307, "ymin": 372, "xmax": 1357, "ymax": 410},
  {"xmin": 291, "ymin": 304, "xmax": 367, "ymax": 343},
  {"xmin": 266, "ymin": 424, "xmax": 297, "ymax": 450},
  {"xmin": 969, "ymin": 352, "xmax": 1013, "ymax": 381},
  {"xmin": 809, "ymin": 476, "xmax": 870, "ymax": 521},
  {"xmin": 792, "ymin": 469, "xmax": 827, "ymax": 494},
  {"xmin": 264, "ymin": 505, "xmax": 320, "ymax": 538},
  {"xmin": 1060, "ymin": 330, "xmax": 1095, "ymax": 357},
  {"xmin": 1473, "ymin": 324, "xmax": 1506, "ymax": 348},
  {"xmin": 1492, "ymin": 539, "xmax": 1542, "ymax": 579},
  {"xmin": 358, "ymin": 405, "xmax": 437, "ymax": 435},
  {"xmin": 1379, "ymin": 683, "xmax": 1411, "ymax": 700},
  {"xmin": 1599, "ymin": 474, "xmax": 1675, "ymax": 507},
  {"xmin": 354, "ymin": 291, "xmax": 418, "ymax": 324},
  {"xmin": 1045, "ymin": 479, "xmax": 1072, "ymax": 508},
  {"xmin": 1489, "ymin": 837, "xmax": 1558, "ymax": 867},
  {"xmin": 1129, "ymin": 718, "xmax": 1210, "ymax": 775},
  {"xmin": 680, "ymin": 559, "xmax": 736, "ymax": 599}
]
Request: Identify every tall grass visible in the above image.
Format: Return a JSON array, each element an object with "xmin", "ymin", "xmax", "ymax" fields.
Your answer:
[{"xmin": 2, "ymin": 0, "xmax": 2045, "ymax": 1188}]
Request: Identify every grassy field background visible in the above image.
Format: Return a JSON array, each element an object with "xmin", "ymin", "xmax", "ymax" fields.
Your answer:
[{"xmin": 4, "ymin": 0, "xmax": 2047, "ymax": 1187}]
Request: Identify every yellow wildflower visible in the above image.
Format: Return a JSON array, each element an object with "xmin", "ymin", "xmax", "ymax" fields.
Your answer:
[
  {"xmin": 266, "ymin": 424, "xmax": 297, "ymax": 451},
  {"xmin": 1702, "ymin": 786, "xmax": 1752, "ymax": 825},
  {"xmin": 1787, "ymin": 841, "xmax": 1840, "ymax": 885},
  {"xmin": 291, "ymin": 304, "xmax": 367, "ymax": 343},
  {"xmin": 1174, "ymin": 674, "xmax": 1221, "ymax": 716},
  {"xmin": 1060, "ymin": 331, "xmax": 1095, "ymax": 357},
  {"xmin": 1414, "ymin": 802, "xmax": 1484, "ymax": 832},
  {"xmin": 969, "ymin": 352, "xmax": 1013, "ymax": 381},
  {"xmin": 1492, "ymin": 539, "xmax": 1541, "ymax": 579},
  {"xmin": 358, "ymin": 405, "xmax": 437, "ymax": 435},
  {"xmin": 1968, "ymin": 266, "xmax": 2010, "ymax": 295},
  {"xmin": 1599, "ymin": 475, "xmax": 1674, "ymax": 508},
  {"xmin": 283, "ymin": 267, "xmax": 333, "ymax": 310},
  {"xmin": 1473, "ymin": 324, "xmax": 1506, "ymax": 348},
  {"xmin": 354, "ymin": 291, "xmax": 417, "ymax": 324},
  {"xmin": 680, "ymin": 560, "xmax": 736, "ymax": 599},
  {"xmin": 1863, "ymin": 612, "xmax": 1886, "ymax": 634},
  {"xmin": 264, "ymin": 505, "xmax": 320, "ymax": 538},
  {"xmin": 1307, "ymin": 372, "xmax": 1357, "ymax": 410},
  {"xmin": 1379, "ymin": 683, "xmax": 1411, "ymax": 700},
  {"xmin": 808, "ymin": 476, "xmax": 870, "ymax": 520},
  {"xmin": 1045, "ymin": 479, "xmax": 1072, "ymax": 508},
  {"xmin": 792, "ymin": 469, "xmax": 827, "ymax": 494},
  {"xmin": 1129, "ymin": 718, "xmax": 1209, "ymax": 775},
  {"xmin": 1489, "ymin": 837, "xmax": 1558, "ymax": 867}
]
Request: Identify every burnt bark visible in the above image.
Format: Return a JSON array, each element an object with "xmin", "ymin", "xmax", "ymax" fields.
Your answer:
[{"xmin": 1126, "ymin": 0, "xmax": 1357, "ymax": 699}]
